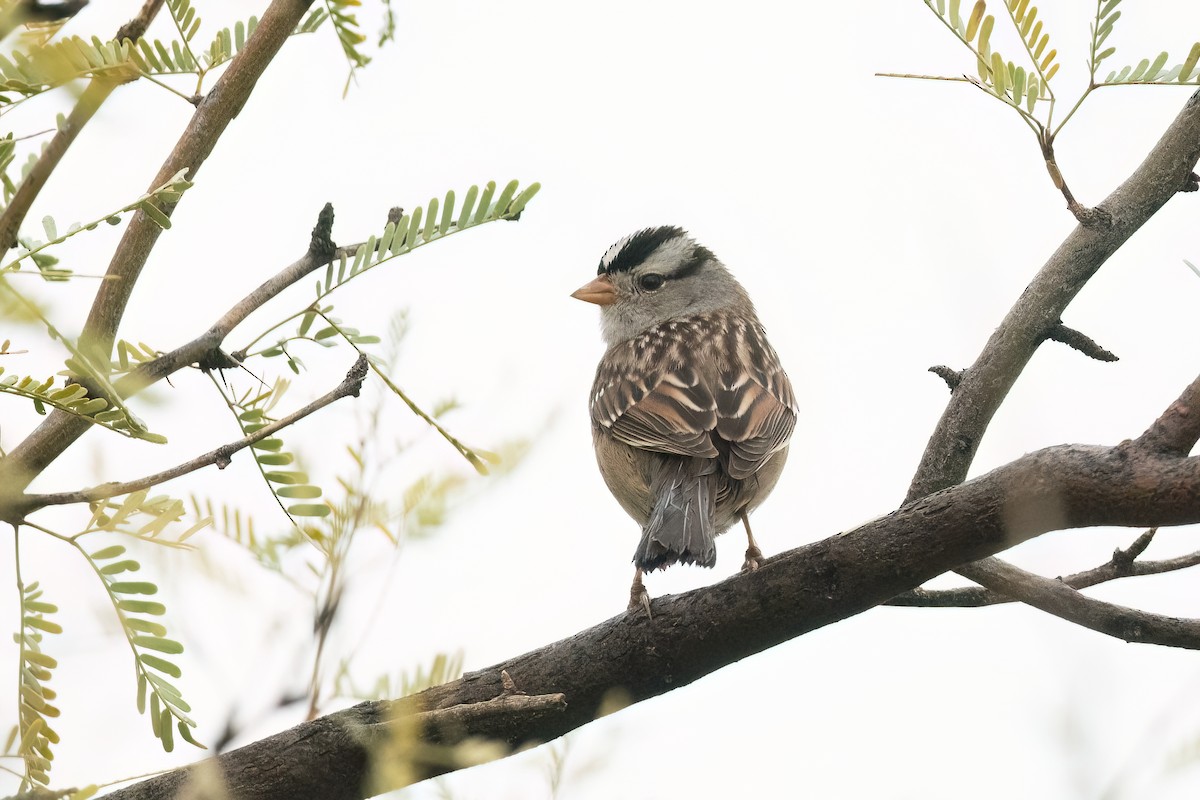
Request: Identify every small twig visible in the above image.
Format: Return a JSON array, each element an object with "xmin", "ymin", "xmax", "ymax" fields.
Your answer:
[
  {"xmin": 133, "ymin": 235, "xmax": 363, "ymax": 387},
  {"xmin": 1112, "ymin": 528, "xmax": 1156, "ymax": 567},
  {"xmin": 20, "ymin": 355, "xmax": 368, "ymax": 511},
  {"xmin": 874, "ymin": 72, "xmax": 974, "ymax": 83},
  {"xmin": 1042, "ymin": 322, "xmax": 1118, "ymax": 362},
  {"xmin": 1041, "ymin": 134, "xmax": 1113, "ymax": 229},
  {"xmin": 499, "ymin": 669, "xmax": 521, "ymax": 695},
  {"xmin": 928, "ymin": 365, "xmax": 964, "ymax": 391},
  {"xmin": 414, "ymin": 692, "xmax": 567, "ymax": 730}
]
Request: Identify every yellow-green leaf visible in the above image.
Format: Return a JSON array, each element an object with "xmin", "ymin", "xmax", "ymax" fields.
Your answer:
[
  {"xmin": 90, "ymin": 544, "xmax": 126, "ymax": 560},
  {"xmin": 264, "ymin": 471, "xmax": 308, "ymax": 485},
  {"xmin": 133, "ymin": 636, "xmax": 184, "ymax": 654},
  {"xmin": 118, "ymin": 599, "xmax": 166, "ymax": 615},
  {"xmin": 276, "ymin": 485, "xmax": 322, "ymax": 498},
  {"xmin": 110, "ymin": 581, "xmax": 157, "ymax": 595},
  {"xmin": 1147, "ymin": 51, "xmax": 1169, "ymax": 81},
  {"xmin": 1182, "ymin": 42, "xmax": 1200, "ymax": 82},
  {"xmin": 177, "ymin": 721, "xmax": 205, "ymax": 749},
  {"xmin": 965, "ymin": 1, "xmax": 985, "ymax": 41},
  {"xmin": 287, "ymin": 503, "xmax": 332, "ymax": 517},
  {"xmin": 23, "ymin": 650, "xmax": 57, "ymax": 669},
  {"xmin": 140, "ymin": 199, "xmax": 171, "ymax": 229},
  {"xmin": 990, "ymin": 51, "xmax": 1006, "ymax": 94},
  {"xmin": 24, "ymin": 617, "xmax": 62, "ymax": 634},
  {"xmin": 1020, "ymin": 5, "xmax": 1036, "ymax": 37},
  {"xmin": 977, "ymin": 15, "xmax": 994, "ymax": 55},
  {"xmin": 140, "ymin": 653, "xmax": 181, "ymax": 678},
  {"xmin": 128, "ymin": 618, "xmax": 167, "ymax": 636}
]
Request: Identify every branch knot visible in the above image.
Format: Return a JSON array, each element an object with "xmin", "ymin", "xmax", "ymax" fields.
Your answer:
[{"xmin": 309, "ymin": 203, "xmax": 336, "ymax": 263}]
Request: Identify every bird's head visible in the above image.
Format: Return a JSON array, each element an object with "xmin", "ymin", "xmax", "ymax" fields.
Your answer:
[{"xmin": 571, "ymin": 226, "xmax": 749, "ymax": 346}]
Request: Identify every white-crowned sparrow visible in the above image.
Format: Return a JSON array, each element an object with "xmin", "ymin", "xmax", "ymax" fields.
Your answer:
[{"xmin": 572, "ymin": 226, "xmax": 797, "ymax": 613}]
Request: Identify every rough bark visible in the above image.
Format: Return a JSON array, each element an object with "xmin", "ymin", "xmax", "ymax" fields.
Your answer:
[{"xmin": 102, "ymin": 440, "xmax": 1200, "ymax": 799}]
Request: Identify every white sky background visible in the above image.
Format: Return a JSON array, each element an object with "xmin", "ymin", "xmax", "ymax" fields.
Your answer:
[{"xmin": 2, "ymin": 1, "xmax": 1200, "ymax": 798}]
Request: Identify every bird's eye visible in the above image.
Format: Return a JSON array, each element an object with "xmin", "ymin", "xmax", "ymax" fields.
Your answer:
[{"xmin": 639, "ymin": 273, "xmax": 665, "ymax": 291}]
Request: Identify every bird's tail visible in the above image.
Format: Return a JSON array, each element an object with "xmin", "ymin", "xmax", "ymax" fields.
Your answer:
[{"xmin": 634, "ymin": 458, "xmax": 717, "ymax": 571}]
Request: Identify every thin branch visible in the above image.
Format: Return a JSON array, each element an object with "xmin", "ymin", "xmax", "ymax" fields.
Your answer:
[
  {"xmin": 100, "ymin": 439, "xmax": 1200, "ymax": 800},
  {"xmin": 888, "ymin": 530, "xmax": 1200, "ymax": 607},
  {"xmin": 1040, "ymin": 133, "xmax": 1112, "ymax": 228},
  {"xmin": 115, "ymin": 244, "xmax": 366, "ymax": 395},
  {"xmin": 874, "ymin": 72, "xmax": 975, "ymax": 83},
  {"xmin": 0, "ymin": 0, "xmax": 165, "ymax": 250},
  {"xmin": 79, "ymin": 0, "xmax": 319, "ymax": 358},
  {"xmin": 956, "ymin": 556, "xmax": 1200, "ymax": 649},
  {"xmin": 906, "ymin": 88, "xmax": 1200, "ymax": 503},
  {"xmin": 0, "ymin": 0, "xmax": 319, "ymax": 497},
  {"xmin": 19, "ymin": 355, "xmax": 368, "ymax": 512},
  {"xmin": 0, "ymin": 208, "xmax": 379, "ymax": 522}
]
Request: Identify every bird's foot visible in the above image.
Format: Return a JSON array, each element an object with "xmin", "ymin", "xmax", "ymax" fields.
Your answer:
[
  {"xmin": 742, "ymin": 544, "xmax": 763, "ymax": 572},
  {"xmin": 628, "ymin": 574, "xmax": 653, "ymax": 619}
]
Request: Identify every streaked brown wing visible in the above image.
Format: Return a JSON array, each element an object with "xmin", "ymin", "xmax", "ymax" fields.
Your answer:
[
  {"xmin": 592, "ymin": 358, "xmax": 719, "ymax": 459},
  {"xmin": 714, "ymin": 326, "xmax": 797, "ymax": 480}
]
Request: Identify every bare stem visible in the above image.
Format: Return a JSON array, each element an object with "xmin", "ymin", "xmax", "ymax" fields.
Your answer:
[{"xmin": 19, "ymin": 355, "xmax": 368, "ymax": 513}]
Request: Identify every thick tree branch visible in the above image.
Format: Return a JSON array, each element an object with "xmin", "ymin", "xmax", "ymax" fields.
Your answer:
[
  {"xmin": 905, "ymin": 374, "xmax": 1200, "ymax": 641},
  {"xmin": 0, "ymin": 0, "xmax": 318, "ymax": 496},
  {"xmin": 0, "ymin": 0, "xmax": 165, "ymax": 251},
  {"xmin": 900, "ymin": 89, "xmax": 1200, "ymax": 638},
  {"xmin": 933, "ymin": 376, "xmax": 1200, "ymax": 643},
  {"xmin": 16, "ymin": 355, "xmax": 368, "ymax": 514},
  {"xmin": 906, "ymin": 88, "xmax": 1200, "ymax": 503},
  {"xmin": 896, "ymin": 373, "xmax": 1200, "ymax": 619},
  {"xmin": 77, "ymin": 0, "xmax": 317, "ymax": 358},
  {"xmin": 1136, "ymin": 372, "xmax": 1200, "ymax": 457},
  {"xmin": 101, "ymin": 440, "xmax": 1200, "ymax": 800}
]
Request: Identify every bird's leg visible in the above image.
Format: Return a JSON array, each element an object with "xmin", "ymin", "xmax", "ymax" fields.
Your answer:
[
  {"xmin": 628, "ymin": 568, "xmax": 652, "ymax": 618},
  {"xmin": 740, "ymin": 510, "xmax": 763, "ymax": 572}
]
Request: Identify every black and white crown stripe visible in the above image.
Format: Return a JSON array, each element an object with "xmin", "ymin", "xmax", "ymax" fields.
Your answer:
[{"xmin": 598, "ymin": 226, "xmax": 715, "ymax": 280}]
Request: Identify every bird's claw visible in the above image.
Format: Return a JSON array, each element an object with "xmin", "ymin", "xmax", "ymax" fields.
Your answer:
[
  {"xmin": 628, "ymin": 578, "xmax": 653, "ymax": 619},
  {"xmin": 742, "ymin": 544, "xmax": 763, "ymax": 572}
]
